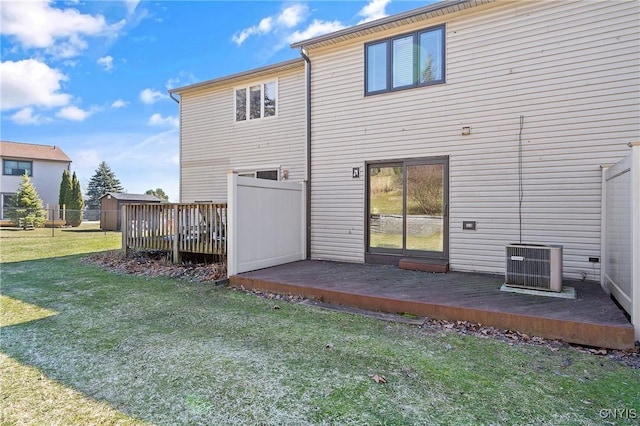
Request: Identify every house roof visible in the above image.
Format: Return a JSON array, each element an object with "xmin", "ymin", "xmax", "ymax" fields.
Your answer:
[
  {"xmin": 100, "ymin": 192, "xmax": 163, "ymax": 202},
  {"xmin": 0, "ymin": 141, "xmax": 71, "ymax": 163},
  {"xmin": 169, "ymin": 57, "xmax": 305, "ymax": 95},
  {"xmin": 290, "ymin": 0, "xmax": 494, "ymax": 50}
]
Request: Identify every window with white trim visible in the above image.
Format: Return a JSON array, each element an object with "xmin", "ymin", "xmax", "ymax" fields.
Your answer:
[
  {"xmin": 235, "ymin": 81, "xmax": 277, "ymax": 121},
  {"xmin": 365, "ymin": 25, "xmax": 445, "ymax": 95}
]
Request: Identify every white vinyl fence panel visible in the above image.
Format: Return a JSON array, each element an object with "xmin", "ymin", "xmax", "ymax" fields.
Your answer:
[
  {"xmin": 227, "ymin": 173, "xmax": 306, "ymax": 275},
  {"xmin": 602, "ymin": 142, "xmax": 639, "ymax": 341}
]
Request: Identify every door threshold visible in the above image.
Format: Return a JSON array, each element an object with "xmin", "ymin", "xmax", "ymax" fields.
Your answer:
[{"xmin": 399, "ymin": 258, "xmax": 449, "ymax": 273}]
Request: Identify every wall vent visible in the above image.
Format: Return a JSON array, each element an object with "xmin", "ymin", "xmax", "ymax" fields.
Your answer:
[{"xmin": 505, "ymin": 244, "xmax": 563, "ymax": 292}]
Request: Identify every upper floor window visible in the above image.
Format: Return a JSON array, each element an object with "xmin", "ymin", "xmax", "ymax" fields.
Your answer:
[
  {"xmin": 365, "ymin": 25, "xmax": 445, "ymax": 95},
  {"xmin": 3, "ymin": 160, "xmax": 32, "ymax": 176},
  {"xmin": 235, "ymin": 81, "xmax": 277, "ymax": 122}
]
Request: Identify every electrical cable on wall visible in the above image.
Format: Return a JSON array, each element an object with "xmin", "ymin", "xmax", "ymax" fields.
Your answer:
[{"xmin": 518, "ymin": 115, "xmax": 524, "ymax": 244}]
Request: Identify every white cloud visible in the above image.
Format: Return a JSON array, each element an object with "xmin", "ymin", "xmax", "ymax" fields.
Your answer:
[
  {"xmin": 0, "ymin": 59, "xmax": 70, "ymax": 111},
  {"xmin": 148, "ymin": 113, "xmax": 178, "ymax": 128},
  {"xmin": 10, "ymin": 107, "xmax": 51, "ymax": 125},
  {"xmin": 166, "ymin": 71, "xmax": 198, "ymax": 90},
  {"xmin": 277, "ymin": 4, "xmax": 308, "ymax": 28},
  {"xmin": 357, "ymin": 0, "xmax": 391, "ymax": 24},
  {"xmin": 232, "ymin": 17, "xmax": 273, "ymax": 46},
  {"xmin": 287, "ymin": 20, "xmax": 346, "ymax": 44},
  {"xmin": 111, "ymin": 99, "xmax": 128, "ymax": 108},
  {"xmin": 139, "ymin": 88, "xmax": 167, "ymax": 104},
  {"xmin": 38, "ymin": 129, "xmax": 180, "ymax": 202},
  {"xmin": 75, "ymin": 149, "xmax": 101, "ymax": 166},
  {"xmin": 123, "ymin": 0, "xmax": 141, "ymax": 15},
  {"xmin": 232, "ymin": 3, "xmax": 309, "ymax": 46},
  {"xmin": 0, "ymin": 0, "xmax": 125, "ymax": 58},
  {"xmin": 56, "ymin": 105, "xmax": 93, "ymax": 121},
  {"xmin": 97, "ymin": 55, "xmax": 114, "ymax": 71}
]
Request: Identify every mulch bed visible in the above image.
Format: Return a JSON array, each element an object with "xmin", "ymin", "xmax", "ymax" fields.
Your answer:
[
  {"xmin": 84, "ymin": 250, "xmax": 640, "ymax": 369},
  {"xmin": 83, "ymin": 250, "xmax": 227, "ymax": 283}
]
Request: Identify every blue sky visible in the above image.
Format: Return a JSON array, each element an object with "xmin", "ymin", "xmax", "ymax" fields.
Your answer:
[{"xmin": 1, "ymin": 0, "xmax": 429, "ymax": 201}]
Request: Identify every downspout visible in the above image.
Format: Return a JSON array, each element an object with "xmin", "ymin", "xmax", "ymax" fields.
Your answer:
[
  {"xmin": 169, "ymin": 90, "xmax": 181, "ymax": 202},
  {"xmin": 300, "ymin": 48, "xmax": 312, "ymax": 260}
]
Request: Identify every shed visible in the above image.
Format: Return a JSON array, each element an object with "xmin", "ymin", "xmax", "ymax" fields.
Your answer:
[{"xmin": 100, "ymin": 193, "xmax": 162, "ymax": 231}]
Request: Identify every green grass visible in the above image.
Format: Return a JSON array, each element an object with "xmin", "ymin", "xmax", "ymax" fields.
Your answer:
[
  {"xmin": 1, "ymin": 225, "xmax": 639, "ymax": 425},
  {"xmin": 0, "ymin": 222, "xmax": 121, "ymax": 263},
  {"xmin": 370, "ymin": 190, "xmax": 402, "ymax": 215}
]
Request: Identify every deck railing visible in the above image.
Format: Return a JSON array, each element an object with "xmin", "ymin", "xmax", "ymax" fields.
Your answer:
[{"xmin": 122, "ymin": 203, "xmax": 227, "ymax": 262}]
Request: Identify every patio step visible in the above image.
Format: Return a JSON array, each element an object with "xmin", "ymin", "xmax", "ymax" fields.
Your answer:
[{"xmin": 399, "ymin": 258, "xmax": 449, "ymax": 273}]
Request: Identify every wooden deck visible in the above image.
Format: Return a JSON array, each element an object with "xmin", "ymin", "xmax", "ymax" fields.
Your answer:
[
  {"xmin": 122, "ymin": 203, "xmax": 227, "ymax": 262},
  {"xmin": 230, "ymin": 260, "xmax": 636, "ymax": 350}
]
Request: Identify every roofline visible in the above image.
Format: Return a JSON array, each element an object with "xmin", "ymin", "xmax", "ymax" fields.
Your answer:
[
  {"xmin": 0, "ymin": 140, "xmax": 72, "ymax": 162},
  {"xmin": 169, "ymin": 57, "xmax": 305, "ymax": 95},
  {"xmin": 291, "ymin": 0, "xmax": 488, "ymax": 50}
]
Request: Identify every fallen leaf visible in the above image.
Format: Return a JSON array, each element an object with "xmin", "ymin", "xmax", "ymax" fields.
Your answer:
[{"xmin": 372, "ymin": 374, "xmax": 387, "ymax": 384}]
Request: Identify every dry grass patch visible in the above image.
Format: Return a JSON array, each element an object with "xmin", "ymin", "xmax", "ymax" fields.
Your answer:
[{"xmin": 1, "ymin": 354, "xmax": 148, "ymax": 426}]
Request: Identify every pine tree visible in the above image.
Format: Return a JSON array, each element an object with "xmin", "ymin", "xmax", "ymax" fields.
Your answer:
[
  {"xmin": 67, "ymin": 172, "xmax": 84, "ymax": 227},
  {"xmin": 85, "ymin": 161, "xmax": 125, "ymax": 212},
  {"xmin": 58, "ymin": 170, "xmax": 72, "ymax": 219},
  {"xmin": 7, "ymin": 173, "xmax": 47, "ymax": 228}
]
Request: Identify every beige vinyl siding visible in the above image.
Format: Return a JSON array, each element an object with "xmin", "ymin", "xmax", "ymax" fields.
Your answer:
[
  {"xmin": 179, "ymin": 66, "xmax": 306, "ymax": 203},
  {"xmin": 308, "ymin": 0, "xmax": 639, "ymax": 280}
]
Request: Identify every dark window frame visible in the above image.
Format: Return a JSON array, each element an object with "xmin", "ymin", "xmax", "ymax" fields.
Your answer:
[
  {"xmin": 237, "ymin": 169, "xmax": 279, "ymax": 180},
  {"xmin": 3, "ymin": 159, "xmax": 33, "ymax": 176},
  {"xmin": 364, "ymin": 24, "xmax": 445, "ymax": 96}
]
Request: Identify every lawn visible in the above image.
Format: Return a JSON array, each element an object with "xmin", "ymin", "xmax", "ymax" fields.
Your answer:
[
  {"xmin": 0, "ymin": 222, "xmax": 121, "ymax": 263},
  {"xmin": 1, "ymin": 225, "xmax": 639, "ymax": 425}
]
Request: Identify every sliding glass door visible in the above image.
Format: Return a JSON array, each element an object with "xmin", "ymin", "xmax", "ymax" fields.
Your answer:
[{"xmin": 367, "ymin": 157, "xmax": 448, "ymax": 259}]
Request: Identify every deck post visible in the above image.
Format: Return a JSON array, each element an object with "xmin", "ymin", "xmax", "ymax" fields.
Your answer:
[
  {"xmin": 121, "ymin": 205, "xmax": 129, "ymax": 257},
  {"xmin": 172, "ymin": 204, "xmax": 180, "ymax": 264}
]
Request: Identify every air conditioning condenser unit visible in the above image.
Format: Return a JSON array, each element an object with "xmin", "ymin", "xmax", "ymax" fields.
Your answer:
[{"xmin": 505, "ymin": 244, "xmax": 563, "ymax": 292}]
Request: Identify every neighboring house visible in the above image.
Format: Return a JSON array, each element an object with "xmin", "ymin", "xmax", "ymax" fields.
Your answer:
[
  {"xmin": 172, "ymin": 0, "xmax": 639, "ymax": 282},
  {"xmin": 169, "ymin": 58, "xmax": 306, "ymax": 203},
  {"xmin": 100, "ymin": 192, "xmax": 163, "ymax": 231},
  {"xmin": 1, "ymin": 141, "xmax": 71, "ymax": 221}
]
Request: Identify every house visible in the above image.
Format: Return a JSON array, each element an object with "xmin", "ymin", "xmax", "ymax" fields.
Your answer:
[
  {"xmin": 100, "ymin": 193, "xmax": 163, "ymax": 231},
  {"xmin": 172, "ymin": 0, "xmax": 638, "ymax": 281},
  {"xmin": 1, "ymin": 141, "xmax": 71, "ymax": 223},
  {"xmin": 169, "ymin": 58, "xmax": 307, "ymax": 203}
]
